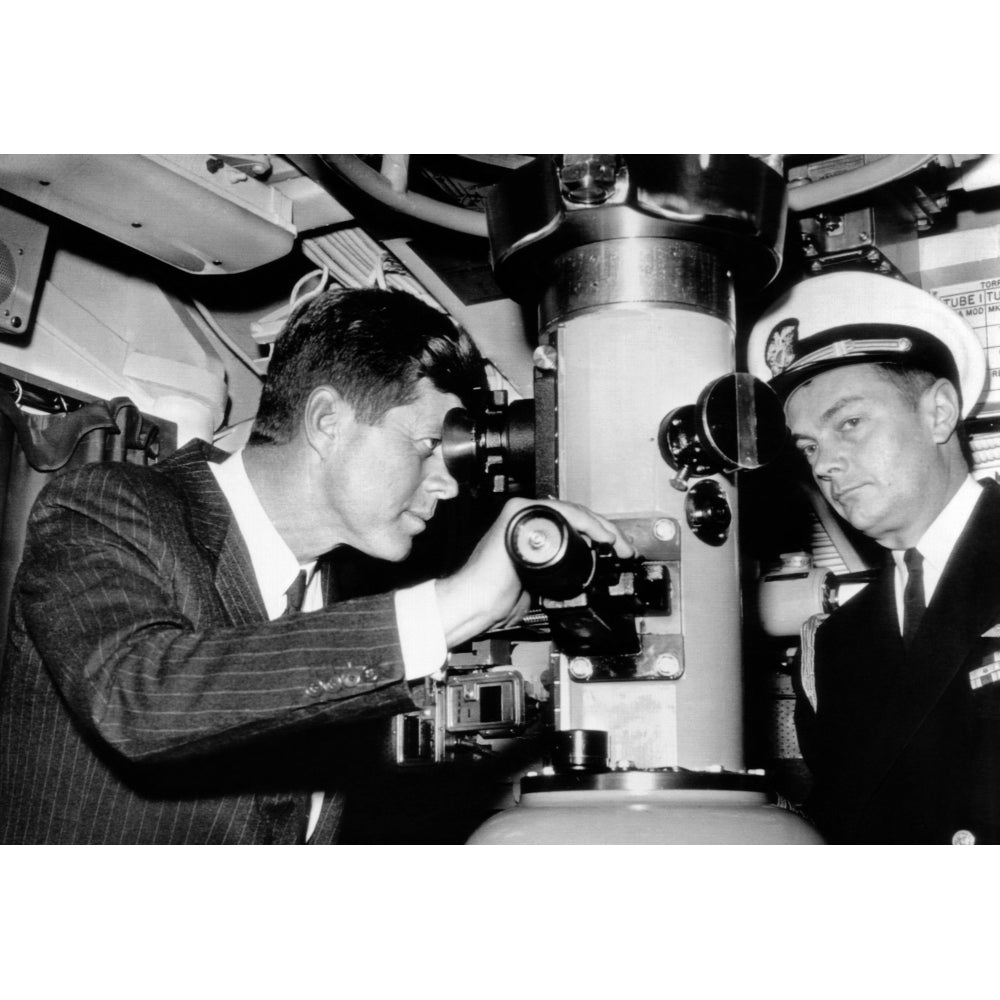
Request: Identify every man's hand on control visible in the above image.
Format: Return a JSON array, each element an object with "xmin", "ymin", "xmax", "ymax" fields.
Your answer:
[{"xmin": 434, "ymin": 497, "xmax": 635, "ymax": 649}]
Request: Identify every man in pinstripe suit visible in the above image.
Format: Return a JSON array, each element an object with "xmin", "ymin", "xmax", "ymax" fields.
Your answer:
[{"xmin": 0, "ymin": 288, "xmax": 632, "ymax": 843}]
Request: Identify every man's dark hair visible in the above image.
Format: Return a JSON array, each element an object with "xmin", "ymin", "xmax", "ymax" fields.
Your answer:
[{"xmin": 249, "ymin": 287, "xmax": 485, "ymax": 445}]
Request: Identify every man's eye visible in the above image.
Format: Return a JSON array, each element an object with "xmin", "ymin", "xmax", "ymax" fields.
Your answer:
[
  {"xmin": 419, "ymin": 438, "xmax": 440, "ymax": 455},
  {"xmin": 840, "ymin": 417, "xmax": 862, "ymax": 432},
  {"xmin": 796, "ymin": 442, "xmax": 816, "ymax": 459}
]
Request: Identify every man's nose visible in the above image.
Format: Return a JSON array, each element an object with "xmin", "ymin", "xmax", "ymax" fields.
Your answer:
[
  {"xmin": 425, "ymin": 451, "xmax": 460, "ymax": 500},
  {"xmin": 810, "ymin": 438, "xmax": 842, "ymax": 480}
]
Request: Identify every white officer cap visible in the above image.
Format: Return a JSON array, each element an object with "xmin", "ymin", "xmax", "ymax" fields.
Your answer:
[{"xmin": 747, "ymin": 271, "xmax": 986, "ymax": 417}]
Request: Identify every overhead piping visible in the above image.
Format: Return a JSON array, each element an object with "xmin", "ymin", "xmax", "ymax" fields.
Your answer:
[
  {"xmin": 787, "ymin": 153, "xmax": 937, "ymax": 213},
  {"xmin": 320, "ymin": 154, "xmax": 489, "ymax": 237},
  {"xmin": 311, "ymin": 154, "xmax": 947, "ymax": 237}
]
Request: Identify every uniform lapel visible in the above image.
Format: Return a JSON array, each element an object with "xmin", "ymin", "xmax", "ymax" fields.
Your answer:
[{"xmin": 817, "ymin": 558, "xmax": 900, "ymax": 714}]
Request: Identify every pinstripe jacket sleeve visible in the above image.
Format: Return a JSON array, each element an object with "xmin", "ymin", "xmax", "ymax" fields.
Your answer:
[{"xmin": 13, "ymin": 440, "xmax": 421, "ymax": 767}]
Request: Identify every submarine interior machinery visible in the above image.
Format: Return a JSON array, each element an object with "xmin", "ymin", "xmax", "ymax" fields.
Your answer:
[{"xmin": 3, "ymin": 153, "xmax": 1000, "ymax": 842}]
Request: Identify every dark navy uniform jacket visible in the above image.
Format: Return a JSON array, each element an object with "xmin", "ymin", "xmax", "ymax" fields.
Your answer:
[{"xmin": 797, "ymin": 478, "xmax": 1000, "ymax": 844}]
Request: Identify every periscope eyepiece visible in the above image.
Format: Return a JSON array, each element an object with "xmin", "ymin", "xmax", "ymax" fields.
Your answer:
[{"xmin": 442, "ymin": 390, "xmax": 535, "ymax": 496}]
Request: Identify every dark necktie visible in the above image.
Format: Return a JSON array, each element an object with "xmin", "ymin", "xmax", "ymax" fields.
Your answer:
[
  {"xmin": 902, "ymin": 547, "xmax": 925, "ymax": 645},
  {"xmin": 285, "ymin": 569, "xmax": 308, "ymax": 615}
]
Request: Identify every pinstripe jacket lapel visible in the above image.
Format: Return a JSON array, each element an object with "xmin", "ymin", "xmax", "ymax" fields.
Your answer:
[
  {"xmin": 160, "ymin": 440, "xmax": 268, "ymax": 627},
  {"xmin": 164, "ymin": 442, "xmax": 366, "ymax": 843},
  {"xmin": 163, "ymin": 442, "xmax": 326, "ymax": 842}
]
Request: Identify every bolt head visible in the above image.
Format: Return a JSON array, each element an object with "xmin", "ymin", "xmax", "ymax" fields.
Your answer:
[
  {"xmin": 654, "ymin": 653, "xmax": 682, "ymax": 678},
  {"xmin": 652, "ymin": 518, "xmax": 677, "ymax": 542}
]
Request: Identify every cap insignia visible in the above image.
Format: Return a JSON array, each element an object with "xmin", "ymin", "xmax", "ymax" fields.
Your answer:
[{"xmin": 764, "ymin": 318, "xmax": 799, "ymax": 377}]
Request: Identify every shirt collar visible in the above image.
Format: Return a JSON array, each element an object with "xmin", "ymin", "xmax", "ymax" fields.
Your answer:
[
  {"xmin": 892, "ymin": 475, "xmax": 983, "ymax": 582},
  {"xmin": 208, "ymin": 449, "xmax": 316, "ymax": 620}
]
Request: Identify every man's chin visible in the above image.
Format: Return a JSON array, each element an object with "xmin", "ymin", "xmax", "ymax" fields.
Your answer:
[
  {"xmin": 372, "ymin": 545, "xmax": 411, "ymax": 564},
  {"xmin": 359, "ymin": 519, "xmax": 424, "ymax": 562},
  {"xmin": 348, "ymin": 532, "xmax": 412, "ymax": 564},
  {"xmin": 841, "ymin": 509, "xmax": 886, "ymax": 540},
  {"xmin": 834, "ymin": 498, "xmax": 869, "ymax": 531},
  {"xmin": 382, "ymin": 536, "xmax": 415, "ymax": 563}
]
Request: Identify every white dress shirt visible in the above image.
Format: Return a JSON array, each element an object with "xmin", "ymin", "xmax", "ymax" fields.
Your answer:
[
  {"xmin": 208, "ymin": 448, "xmax": 448, "ymax": 839},
  {"xmin": 892, "ymin": 475, "xmax": 983, "ymax": 632}
]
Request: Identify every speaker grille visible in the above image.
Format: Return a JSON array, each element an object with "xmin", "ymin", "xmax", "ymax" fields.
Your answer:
[{"xmin": 0, "ymin": 241, "xmax": 14, "ymax": 305}]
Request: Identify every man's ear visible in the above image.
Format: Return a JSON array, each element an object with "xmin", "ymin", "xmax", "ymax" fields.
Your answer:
[
  {"xmin": 302, "ymin": 385, "xmax": 349, "ymax": 456},
  {"xmin": 924, "ymin": 378, "xmax": 961, "ymax": 443}
]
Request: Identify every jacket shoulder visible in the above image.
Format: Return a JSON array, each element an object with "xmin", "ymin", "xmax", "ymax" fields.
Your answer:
[
  {"xmin": 29, "ymin": 439, "xmax": 228, "ymax": 550},
  {"xmin": 39, "ymin": 439, "xmax": 219, "ymax": 499}
]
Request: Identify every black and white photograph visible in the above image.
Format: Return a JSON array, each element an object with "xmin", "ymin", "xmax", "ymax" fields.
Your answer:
[{"xmin": 0, "ymin": 9, "xmax": 993, "ymax": 997}]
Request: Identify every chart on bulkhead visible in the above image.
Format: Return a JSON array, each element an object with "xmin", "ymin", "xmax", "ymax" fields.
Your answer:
[{"xmin": 933, "ymin": 277, "xmax": 1000, "ymax": 416}]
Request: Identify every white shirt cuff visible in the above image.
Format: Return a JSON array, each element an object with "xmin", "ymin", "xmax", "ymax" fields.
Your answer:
[{"xmin": 395, "ymin": 580, "xmax": 447, "ymax": 681}]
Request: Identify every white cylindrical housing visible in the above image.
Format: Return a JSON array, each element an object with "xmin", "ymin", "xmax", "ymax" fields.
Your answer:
[{"xmin": 546, "ymin": 239, "xmax": 743, "ymax": 769}]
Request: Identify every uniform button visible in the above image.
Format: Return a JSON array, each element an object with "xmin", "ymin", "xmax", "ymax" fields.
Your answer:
[
  {"xmin": 952, "ymin": 829, "xmax": 976, "ymax": 845},
  {"xmin": 320, "ymin": 676, "xmax": 342, "ymax": 693},
  {"xmin": 305, "ymin": 683, "xmax": 321, "ymax": 698},
  {"xmin": 343, "ymin": 670, "xmax": 362, "ymax": 687},
  {"xmin": 362, "ymin": 666, "xmax": 379, "ymax": 683}
]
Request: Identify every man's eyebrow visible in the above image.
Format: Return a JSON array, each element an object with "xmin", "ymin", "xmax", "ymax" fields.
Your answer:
[
  {"xmin": 819, "ymin": 394, "xmax": 866, "ymax": 425},
  {"xmin": 790, "ymin": 394, "xmax": 867, "ymax": 443}
]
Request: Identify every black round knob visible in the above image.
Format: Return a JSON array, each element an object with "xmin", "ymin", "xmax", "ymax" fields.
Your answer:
[{"xmin": 505, "ymin": 505, "xmax": 596, "ymax": 600}]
